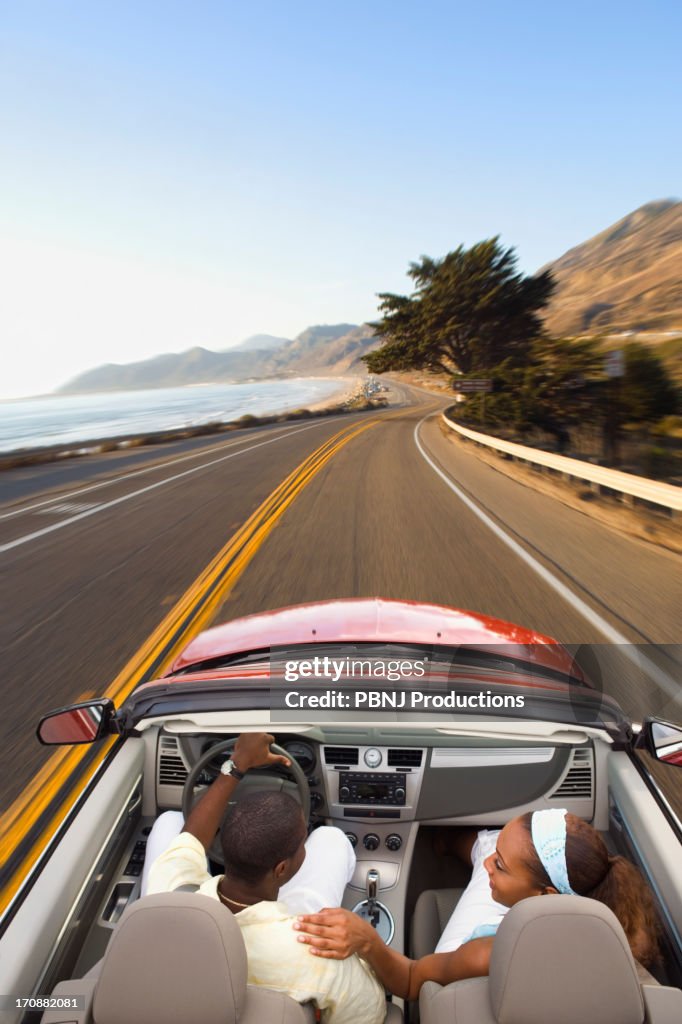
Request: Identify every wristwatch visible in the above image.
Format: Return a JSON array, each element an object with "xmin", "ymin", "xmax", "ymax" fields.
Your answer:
[{"xmin": 220, "ymin": 758, "xmax": 246, "ymax": 781}]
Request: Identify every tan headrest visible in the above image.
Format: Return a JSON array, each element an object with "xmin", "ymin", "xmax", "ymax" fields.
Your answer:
[
  {"xmin": 93, "ymin": 892, "xmax": 247, "ymax": 1024},
  {"xmin": 489, "ymin": 895, "xmax": 644, "ymax": 1024}
]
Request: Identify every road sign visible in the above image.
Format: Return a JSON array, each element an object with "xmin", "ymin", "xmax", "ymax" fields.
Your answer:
[
  {"xmin": 604, "ymin": 350, "xmax": 625, "ymax": 378},
  {"xmin": 453, "ymin": 379, "xmax": 493, "ymax": 393}
]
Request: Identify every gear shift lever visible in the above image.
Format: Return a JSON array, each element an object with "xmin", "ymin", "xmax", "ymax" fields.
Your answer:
[
  {"xmin": 352, "ymin": 869, "xmax": 394, "ymax": 944},
  {"xmin": 366, "ymin": 869, "xmax": 380, "ymax": 928}
]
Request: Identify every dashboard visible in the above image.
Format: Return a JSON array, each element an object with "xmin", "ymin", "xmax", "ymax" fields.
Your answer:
[
  {"xmin": 158, "ymin": 730, "xmax": 599, "ymax": 829},
  {"xmin": 153, "ymin": 725, "xmax": 603, "ymax": 918}
]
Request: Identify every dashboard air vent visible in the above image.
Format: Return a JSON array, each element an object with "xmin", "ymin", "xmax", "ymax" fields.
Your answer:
[
  {"xmin": 549, "ymin": 748, "xmax": 593, "ymax": 800},
  {"xmin": 158, "ymin": 737, "xmax": 189, "ymax": 787},
  {"xmin": 323, "ymin": 746, "xmax": 359, "ymax": 766},
  {"xmin": 387, "ymin": 749, "xmax": 423, "ymax": 768}
]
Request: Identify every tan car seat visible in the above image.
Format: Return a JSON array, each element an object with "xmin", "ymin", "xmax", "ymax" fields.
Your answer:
[
  {"xmin": 416, "ymin": 894, "xmax": 682, "ymax": 1024},
  {"xmin": 40, "ymin": 891, "xmax": 316, "ymax": 1024},
  {"xmin": 41, "ymin": 891, "xmax": 402, "ymax": 1024}
]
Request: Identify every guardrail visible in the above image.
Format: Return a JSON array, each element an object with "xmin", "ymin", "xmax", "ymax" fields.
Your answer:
[{"xmin": 441, "ymin": 413, "xmax": 682, "ymax": 514}]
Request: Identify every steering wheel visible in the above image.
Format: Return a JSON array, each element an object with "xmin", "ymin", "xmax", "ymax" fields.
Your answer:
[{"xmin": 181, "ymin": 738, "xmax": 311, "ymax": 865}]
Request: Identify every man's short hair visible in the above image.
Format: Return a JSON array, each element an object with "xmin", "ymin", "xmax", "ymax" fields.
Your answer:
[{"xmin": 220, "ymin": 790, "xmax": 305, "ymax": 883}]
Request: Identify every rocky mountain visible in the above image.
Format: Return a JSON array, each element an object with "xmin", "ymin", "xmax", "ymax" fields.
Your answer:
[
  {"xmin": 268, "ymin": 324, "xmax": 376, "ymax": 374},
  {"xmin": 542, "ymin": 200, "xmax": 682, "ymax": 335},
  {"xmin": 58, "ymin": 325, "xmax": 380, "ymax": 393}
]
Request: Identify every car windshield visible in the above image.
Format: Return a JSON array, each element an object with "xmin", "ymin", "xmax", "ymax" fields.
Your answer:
[{"xmin": 124, "ymin": 642, "xmax": 632, "ymax": 741}]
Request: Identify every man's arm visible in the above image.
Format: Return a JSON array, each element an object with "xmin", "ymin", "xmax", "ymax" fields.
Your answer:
[{"xmin": 184, "ymin": 732, "xmax": 290, "ymax": 850}]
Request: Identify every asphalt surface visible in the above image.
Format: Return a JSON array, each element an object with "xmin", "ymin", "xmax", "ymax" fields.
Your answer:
[
  {"xmin": 0, "ymin": 421, "xmax": 312, "ymax": 504},
  {"xmin": 1, "ymin": 382, "xmax": 681, "ymax": 814}
]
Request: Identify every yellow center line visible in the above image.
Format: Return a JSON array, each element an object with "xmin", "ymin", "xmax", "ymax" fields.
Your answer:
[
  {"xmin": 105, "ymin": 417, "xmax": 380, "ymax": 707},
  {"xmin": 165, "ymin": 419, "xmax": 381, "ymax": 643},
  {"xmin": 103, "ymin": 417, "xmax": 368, "ymax": 661},
  {"xmin": 0, "ymin": 415, "xmax": 381, "ymax": 915}
]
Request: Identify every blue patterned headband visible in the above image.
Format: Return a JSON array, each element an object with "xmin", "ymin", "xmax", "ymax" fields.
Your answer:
[{"xmin": 530, "ymin": 808, "xmax": 575, "ymax": 895}]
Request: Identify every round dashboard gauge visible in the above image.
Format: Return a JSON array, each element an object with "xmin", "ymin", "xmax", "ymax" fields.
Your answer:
[
  {"xmin": 282, "ymin": 740, "xmax": 316, "ymax": 774},
  {"xmin": 364, "ymin": 747, "xmax": 382, "ymax": 768}
]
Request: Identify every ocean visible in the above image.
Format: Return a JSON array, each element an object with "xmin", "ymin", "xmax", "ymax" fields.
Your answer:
[{"xmin": 0, "ymin": 379, "xmax": 349, "ymax": 453}]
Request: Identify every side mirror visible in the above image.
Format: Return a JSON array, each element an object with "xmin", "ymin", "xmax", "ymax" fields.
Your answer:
[
  {"xmin": 638, "ymin": 718, "xmax": 682, "ymax": 767},
  {"xmin": 37, "ymin": 698, "xmax": 117, "ymax": 745}
]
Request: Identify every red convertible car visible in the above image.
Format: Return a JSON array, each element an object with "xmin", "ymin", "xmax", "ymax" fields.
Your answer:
[{"xmin": 1, "ymin": 599, "xmax": 681, "ymax": 1023}]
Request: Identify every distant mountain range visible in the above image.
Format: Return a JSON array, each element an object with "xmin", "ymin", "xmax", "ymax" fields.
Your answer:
[
  {"xmin": 59, "ymin": 324, "xmax": 379, "ymax": 393},
  {"xmin": 543, "ymin": 199, "xmax": 682, "ymax": 335},
  {"xmin": 59, "ymin": 200, "xmax": 682, "ymax": 394}
]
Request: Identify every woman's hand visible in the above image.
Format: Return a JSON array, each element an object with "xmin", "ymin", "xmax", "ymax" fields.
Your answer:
[{"xmin": 293, "ymin": 908, "xmax": 378, "ymax": 959}]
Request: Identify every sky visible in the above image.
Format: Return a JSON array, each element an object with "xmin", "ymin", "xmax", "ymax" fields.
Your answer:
[{"xmin": 1, "ymin": 1, "xmax": 680, "ymax": 399}]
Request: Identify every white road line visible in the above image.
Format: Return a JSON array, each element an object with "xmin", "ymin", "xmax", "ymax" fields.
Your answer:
[
  {"xmin": 414, "ymin": 415, "xmax": 681, "ymax": 705},
  {"xmin": 36, "ymin": 502, "xmax": 99, "ymax": 516},
  {"xmin": 0, "ymin": 421, "xmax": 337, "ymax": 521},
  {"xmin": 0, "ymin": 422, "xmax": 332, "ymax": 555}
]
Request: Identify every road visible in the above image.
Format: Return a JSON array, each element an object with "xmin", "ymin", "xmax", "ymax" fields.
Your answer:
[{"xmin": 1, "ymin": 382, "xmax": 681, "ymax": 815}]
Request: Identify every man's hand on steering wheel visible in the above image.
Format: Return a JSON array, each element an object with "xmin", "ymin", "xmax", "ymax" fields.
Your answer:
[
  {"xmin": 183, "ymin": 732, "xmax": 308, "ymax": 858},
  {"xmin": 233, "ymin": 732, "xmax": 291, "ymax": 774}
]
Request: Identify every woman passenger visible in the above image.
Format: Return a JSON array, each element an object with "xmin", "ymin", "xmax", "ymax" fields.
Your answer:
[{"xmin": 293, "ymin": 809, "xmax": 661, "ymax": 1000}]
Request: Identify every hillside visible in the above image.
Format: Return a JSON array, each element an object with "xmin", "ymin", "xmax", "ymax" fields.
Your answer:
[
  {"xmin": 542, "ymin": 200, "xmax": 682, "ymax": 336},
  {"xmin": 268, "ymin": 324, "xmax": 377, "ymax": 374},
  {"xmin": 58, "ymin": 324, "xmax": 380, "ymax": 393},
  {"xmin": 57, "ymin": 347, "xmax": 266, "ymax": 393}
]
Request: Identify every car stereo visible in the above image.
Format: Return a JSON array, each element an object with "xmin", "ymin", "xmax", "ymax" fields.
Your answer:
[{"xmin": 338, "ymin": 772, "xmax": 406, "ymax": 806}]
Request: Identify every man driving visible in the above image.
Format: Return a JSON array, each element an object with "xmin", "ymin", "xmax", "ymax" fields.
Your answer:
[{"xmin": 146, "ymin": 731, "xmax": 385, "ymax": 1024}]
